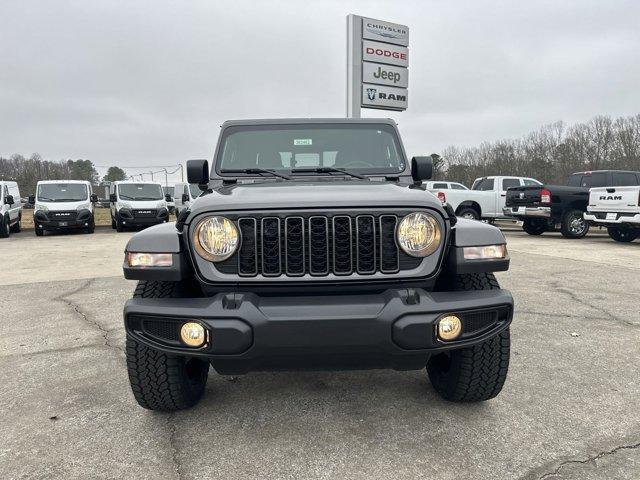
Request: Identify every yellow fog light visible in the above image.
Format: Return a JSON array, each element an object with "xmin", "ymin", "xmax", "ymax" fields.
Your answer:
[
  {"xmin": 437, "ymin": 315, "xmax": 462, "ymax": 341},
  {"xmin": 127, "ymin": 252, "xmax": 173, "ymax": 267},
  {"xmin": 180, "ymin": 322, "xmax": 207, "ymax": 347}
]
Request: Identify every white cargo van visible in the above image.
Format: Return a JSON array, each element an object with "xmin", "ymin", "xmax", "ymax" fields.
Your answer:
[
  {"xmin": 0, "ymin": 181, "xmax": 22, "ymax": 238},
  {"xmin": 30, "ymin": 180, "xmax": 97, "ymax": 236},
  {"xmin": 109, "ymin": 181, "xmax": 170, "ymax": 231},
  {"xmin": 173, "ymin": 182, "xmax": 202, "ymax": 215}
]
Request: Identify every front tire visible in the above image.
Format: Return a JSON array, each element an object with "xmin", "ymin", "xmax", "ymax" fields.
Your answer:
[
  {"xmin": 607, "ymin": 227, "xmax": 639, "ymax": 243},
  {"xmin": 560, "ymin": 209, "xmax": 589, "ymax": 238},
  {"xmin": 457, "ymin": 207, "xmax": 480, "ymax": 221},
  {"xmin": 35, "ymin": 224, "xmax": 44, "ymax": 236},
  {"xmin": 116, "ymin": 217, "xmax": 124, "ymax": 232},
  {"xmin": 522, "ymin": 218, "xmax": 546, "ymax": 235},
  {"xmin": 10, "ymin": 215, "xmax": 21, "ymax": 233},
  {"xmin": 428, "ymin": 273, "xmax": 510, "ymax": 402},
  {"xmin": 126, "ymin": 281, "xmax": 209, "ymax": 411},
  {"xmin": 0, "ymin": 215, "xmax": 9, "ymax": 238}
]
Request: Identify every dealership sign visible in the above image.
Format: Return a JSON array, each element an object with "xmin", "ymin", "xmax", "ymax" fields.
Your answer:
[{"xmin": 347, "ymin": 15, "xmax": 409, "ymax": 115}]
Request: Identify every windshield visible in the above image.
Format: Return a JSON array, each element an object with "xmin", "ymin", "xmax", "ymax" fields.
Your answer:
[
  {"xmin": 118, "ymin": 183, "xmax": 164, "ymax": 201},
  {"xmin": 189, "ymin": 184, "xmax": 201, "ymax": 198},
  {"xmin": 217, "ymin": 124, "xmax": 405, "ymax": 175},
  {"xmin": 37, "ymin": 183, "xmax": 88, "ymax": 202}
]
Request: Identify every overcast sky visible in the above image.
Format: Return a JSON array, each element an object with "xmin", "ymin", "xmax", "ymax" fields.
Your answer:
[{"xmin": 1, "ymin": 0, "xmax": 639, "ymax": 181}]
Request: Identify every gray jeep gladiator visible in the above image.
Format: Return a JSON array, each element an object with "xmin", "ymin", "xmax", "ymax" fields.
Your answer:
[{"xmin": 122, "ymin": 118, "xmax": 513, "ymax": 411}]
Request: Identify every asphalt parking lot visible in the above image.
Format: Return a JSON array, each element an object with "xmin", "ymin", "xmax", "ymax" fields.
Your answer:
[{"xmin": 1, "ymin": 227, "xmax": 639, "ymax": 479}]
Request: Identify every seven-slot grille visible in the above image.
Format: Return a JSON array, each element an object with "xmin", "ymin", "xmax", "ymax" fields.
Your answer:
[{"xmin": 215, "ymin": 213, "xmax": 423, "ymax": 278}]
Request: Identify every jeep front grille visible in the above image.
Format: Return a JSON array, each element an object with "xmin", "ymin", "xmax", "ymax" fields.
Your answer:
[{"xmin": 214, "ymin": 213, "xmax": 423, "ymax": 278}]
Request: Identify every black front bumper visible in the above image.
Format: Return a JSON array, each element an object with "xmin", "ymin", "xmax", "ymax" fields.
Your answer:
[
  {"xmin": 34, "ymin": 210, "xmax": 94, "ymax": 230},
  {"xmin": 117, "ymin": 208, "xmax": 168, "ymax": 227},
  {"xmin": 124, "ymin": 288, "xmax": 513, "ymax": 374}
]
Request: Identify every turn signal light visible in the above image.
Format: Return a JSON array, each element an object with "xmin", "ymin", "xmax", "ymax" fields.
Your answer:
[
  {"xmin": 437, "ymin": 191, "xmax": 447, "ymax": 204},
  {"xmin": 127, "ymin": 252, "xmax": 173, "ymax": 267}
]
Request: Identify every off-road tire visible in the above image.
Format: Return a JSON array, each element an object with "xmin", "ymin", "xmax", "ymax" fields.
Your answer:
[
  {"xmin": 560, "ymin": 209, "xmax": 589, "ymax": 239},
  {"xmin": 126, "ymin": 280, "xmax": 209, "ymax": 411},
  {"xmin": 607, "ymin": 227, "xmax": 639, "ymax": 243},
  {"xmin": 0, "ymin": 215, "xmax": 9, "ymax": 238},
  {"xmin": 457, "ymin": 207, "xmax": 480, "ymax": 221},
  {"xmin": 522, "ymin": 218, "xmax": 545, "ymax": 235},
  {"xmin": 10, "ymin": 214, "xmax": 21, "ymax": 233},
  {"xmin": 428, "ymin": 272, "xmax": 510, "ymax": 402}
]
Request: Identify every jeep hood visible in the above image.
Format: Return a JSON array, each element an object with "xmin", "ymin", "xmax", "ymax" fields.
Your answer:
[{"xmin": 188, "ymin": 180, "xmax": 444, "ymax": 216}]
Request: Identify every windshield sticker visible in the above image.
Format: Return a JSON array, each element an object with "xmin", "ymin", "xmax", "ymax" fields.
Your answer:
[{"xmin": 294, "ymin": 139, "xmax": 312, "ymax": 146}]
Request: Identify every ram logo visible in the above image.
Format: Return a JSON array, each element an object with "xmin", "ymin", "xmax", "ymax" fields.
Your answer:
[{"xmin": 599, "ymin": 195, "xmax": 622, "ymax": 201}]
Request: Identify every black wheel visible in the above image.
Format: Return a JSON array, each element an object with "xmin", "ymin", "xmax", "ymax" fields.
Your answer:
[
  {"xmin": 560, "ymin": 209, "xmax": 589, "ymax": 238},
  {"xmin": 126, "ymin": 281, "xmax": 209, "ymax": 411},
  {"xmin": 0, "ymin": 215, "xmax": 9, "ymax": 238},
  {"xmin": 10, "ymin": 214, "xmax": 21, "ymax": 233},
  {"xmin": 35, "ymin": 224, "xmax": 44, "ymax": 236},
  {"xmin": 116, "ymin": 217, "xmax": 124, "ymax": 232},
  {"xmin": 522, "ymin": 218, "xmax": 546, "ymax": 235},
  {"xmin": 111, "ymin": 216, "xmax": 116, "ymax": 229},
  {"xmin": 607, "ymin": 227, "xmax": 639, "ymax": 243},
  {"xmin": 428, "ymin": 273, "xmax": 510, "ymax": 402},
  {"xmin": 87, "ymin": 220, "xmax": 95, "ymax": 234},
  {"xmin": 457, "ymin": 207, "xmax": 480, "ymax": 221}
]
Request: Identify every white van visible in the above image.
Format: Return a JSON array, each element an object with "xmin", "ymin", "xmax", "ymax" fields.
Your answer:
[
  {"xmin": 30, "ymin": 180, "xmax": 97, "ymax": 236},
  {"xmin": 0, "ymin": 181, "xmax": 22, "ymax": 238},
  {"xmin": 109, "ymin": 181, "xmax": 170, "ymax": 231},
  {"xmin": 173, "ymin": 182, "xmax": 202, "ymax": 215}
]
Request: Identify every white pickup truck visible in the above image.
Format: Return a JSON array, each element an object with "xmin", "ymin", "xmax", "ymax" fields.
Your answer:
[
  {"xmin": 428, "ymin": 176, "xmax": 542, "ymax": 220},
  {"xmin": 584, "ymin": 185, "xmax": 640, "ymax": 242}
]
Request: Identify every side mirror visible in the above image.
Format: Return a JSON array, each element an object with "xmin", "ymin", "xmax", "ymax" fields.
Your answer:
[
  {"xmin": 28, "ymin": 195, "xmax": 35, "ymax": 205},
  {"xmin": 182, "ymin": 193, "xmax": 189, "ymax": 203},
  {"xmin": 109, "ymin": 193, "xmax": 118, "ymax": 203},
  {"xmin": 411, "ymin": 156, "xmax": 433, "ymax": 183},
  {"xmin": 4, "ymin": 195, "xmax": 14, "ymax": 205},
  {"xmin": 165, "ymin": 194, "xmax": 173, "ymax": 202},
  {"xmin": 187, "ymin": 159, "xmax": 209, "ymax": 189},
  {"xmin": 90, "ymin": 194, "xmax": 98, "ymax": 203}
]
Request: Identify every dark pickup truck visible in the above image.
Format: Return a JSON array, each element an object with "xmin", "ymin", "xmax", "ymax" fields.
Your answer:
[{"xmin": 504, "ymin": 170, "xmax": 640, "ymax": 238}]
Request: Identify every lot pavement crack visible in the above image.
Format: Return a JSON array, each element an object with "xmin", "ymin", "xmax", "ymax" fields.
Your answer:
[
  {"xmin": 167, "ymin": 414, "xmax": 184, "ymax": 480},
  {"xmin": 55, "ymin": 279, "xmax": 125, "ymax": 353},
  {"xmin": 548, "ymin": 279, "xmax": 638, "ymax": 328},
  {"xmin": 536, "ymin": 441, "xmax": 640, "ymax": 479}
]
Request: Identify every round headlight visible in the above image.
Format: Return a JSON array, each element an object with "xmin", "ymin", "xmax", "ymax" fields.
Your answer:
[
  {"xmin": 194, "ymin": 216, "xmax": 239, "ymax": 262},
  {"xmin": 397, "ymin": 212, "xmax": 442, "ymax": 257}
]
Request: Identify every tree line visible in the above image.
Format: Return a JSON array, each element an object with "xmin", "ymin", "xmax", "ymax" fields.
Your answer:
[
  {"xmin": 437, "ymin": 114, "xmax": 640, "ymax": 186},
  {"xmin": 0, "ymin": 154, "xmax": 127, "ymax": 195}
]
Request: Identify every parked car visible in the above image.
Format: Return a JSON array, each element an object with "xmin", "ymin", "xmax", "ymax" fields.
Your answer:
[
  {"xmin": 29, "ymin": 180, "xmax": 98, "ymax": 236},
  {"xmin": 428, "ymin": 176, "xmax": 541, "ymax": 220},
  {"xmin": 424, "ymin": 181, "xmax": 468, "ymax": 190},
  {"xmin": 505, "ymin": 170, "xmax": 640, "ymax": 238},
  {"xmin": 163, "ymin": 185, "xmax": 176, "ymax": 214},
  {"xmin": 109, "ymin": 181, "xmax": 170, "ymax": 231},
  {"xmin": 173, "ymin": 182, "xmax": 202, "ymax": 215},
  {"xmin": 584, "ymin": 185, "xmax": 640, "ymax": 242},
  {"xmin": 121, "ymin": 118, "xmax": 514, "ymax": 411},
  {"xmin": 0, "ymin": 181, "xmax": 22, "ymax": 238}
]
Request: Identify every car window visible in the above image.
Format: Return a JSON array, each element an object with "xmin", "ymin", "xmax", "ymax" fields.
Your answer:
[
  {"xmin": 433, "ymin": 183, "xmax": 448, "ymax": 189},
  {"xmin": 472, "ymin": 178, "xmax": 495, "ymax": 191},
  {"xmin": 580, "ymin": 172, "xmax": 608, "ymax": 188},
  {"xmin": 523, "ymin": 179, "xmax": 540, "ymax": 186},
  {"xmin": 611, "ymin": 172, "xmax": 639, "ymax": 186},
  {"xmin": 501, "ymin": 178, "xmax": 521, "ymax": 190},
  {"xmin": 566, "ymin": 174, "xmax": 582, "ymax": 187},
  {"xmin": 451, "ymin": 183, "xmax": 467, "ymax": 190}
]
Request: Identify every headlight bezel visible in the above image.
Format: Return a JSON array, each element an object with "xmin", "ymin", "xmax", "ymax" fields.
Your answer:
[
  {"xmin": 193, "ymin": 215, "xmax": 240, "ymax": 262},
  {"xmin": 396, "ymin": 211, "xmax": 442, "ymax": 258}
]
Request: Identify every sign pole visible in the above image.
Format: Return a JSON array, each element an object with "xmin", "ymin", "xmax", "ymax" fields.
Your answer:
[{"xmin": 346, "ymin": 14, "xmax": 362, "ymax": 118}]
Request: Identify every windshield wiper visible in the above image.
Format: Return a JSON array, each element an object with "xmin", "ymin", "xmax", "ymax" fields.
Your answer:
[
  {"xmin": 291, "ymin": 167, "xmax": 367, "ymax": 180},
  {"xmin": 221, "ymin": 168, "xmax": 291, "ymax": 180}
]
